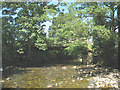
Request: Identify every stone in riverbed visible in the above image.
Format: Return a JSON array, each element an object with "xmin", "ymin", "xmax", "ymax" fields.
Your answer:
[
  {"xmin": 0, "ymin": 80, "xmax": 4, "ymax": 83},
  {"xmin": 62, "ymin": 66, "xmax": 67, "ymax": 70},
  {"xmin": 72, "ymin": 66, "xmax": 77, "ymax": 69},
  {"xmin": 47, "ymin": 85, "xmax": 52, "ymax": 88},
  {"xmin": 72, "ymin": 80, "xmax": 75, "ymax": 82},
  {"xmin": 6, "ymin": 78, "xmax": 10, "ymax": 80}
]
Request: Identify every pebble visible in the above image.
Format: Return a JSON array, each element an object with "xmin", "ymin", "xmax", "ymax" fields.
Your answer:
[
  {"xmin": 87, "ymin": 85, "xmax": 94, "ymax": 88},
  {"xmin": 72, "ymin": 80, "xmax": 75, "ymax": 82},
  {"xmin": 59, "ymin": 81, "xmax": 63, "ymax": 85},
  {"xmin": 47, "ymin": 85, "xmax": 52, "ymax": 88},
  {"xmin": 80, "ymin": 78, "xmax": 83, "ymax": 80},
  {"xmin": 77, "ymin": 77, "xmax": 80, "ymax": 80},
  {"xmin": 89, "ymin": 72, "xmax": 119, "ymax": 88},
  {"xmin": 62, "ymin": 66, "xmax": 67, "ymax": 70},
  {"xmin": 0, "ymin": 80, "xmax": 4, "ymax": 83},
  {"xmin": 86, "ymin": 79, "xmax": 90, "ymax": 81},
  {"xmin": 72, "ymin": 66, "xmax": 77, "ymax": 69},
  {"xmin": 55, "ymin": 83, "xmax": 58, "ymax": 86},
  {"xmin": 47, "ymin": 67, "xmax": 50, "ymax": 69},
  {"xmin": 6, "ymin": 78, "xmax": 9, "ymax": 80}
]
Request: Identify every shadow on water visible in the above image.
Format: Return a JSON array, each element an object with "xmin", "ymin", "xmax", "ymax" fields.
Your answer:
[
  {"xmin": 2, "ymin": 66, "xmax": 30, "ymax": 79},
  {"xmin": 2, "ymin": 58, "xmax": 115, "ymax": 88},
  {"xmin": 2, "ymin": 59, "xmax": 82, "ymax": 78},
  {"xmin": 18, "ymin": 59, "xmax": 83, "ymax": 67},
  {"xmin": 2, "ymin": 59, "xmax": 91, "ymax": 88},
  {"xmin": 2, "ymin": 58, "xmax": 113, "ymax": 80}
]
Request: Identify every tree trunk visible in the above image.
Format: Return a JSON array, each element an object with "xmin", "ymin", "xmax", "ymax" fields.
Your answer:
[
  {"xmin": 109, "ymin": 3, "xmax": 116, "ymax": 66},
  {"xmin": 27, "ymin": 38, "xmax": 31, "ymax": 60},
  {"xmin": 118, "ymin": 4, "xmax": 120, "ymax": 71},
  {"xmin": 110, "ymin": 2, "xmax": 115, "ymax": 32}
]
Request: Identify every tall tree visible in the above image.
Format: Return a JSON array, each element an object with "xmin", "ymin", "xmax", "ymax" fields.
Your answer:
[
  {"xmin": 48, "ymin": 8, "xmax": 89, "ymax": 63},
  {"xmin": 118, "ymin": 4, "xmax": 120, "ymax": 70},
  {"xmin": 87, "ymin": 2, "xmax": 119, "ymax": 66},
  {"xmin": 2, "ymin": 2, "xmax": 58, "ymax": 66}
]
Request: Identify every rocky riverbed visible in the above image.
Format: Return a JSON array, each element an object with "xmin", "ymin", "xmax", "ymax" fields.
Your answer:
[
  {"xmin": 87, "ymin": 67, "xmax": 120, "ymax": 88},
  {"xmin": 1, "ymin": 63, "xmax": 120, "ymax": 88}
]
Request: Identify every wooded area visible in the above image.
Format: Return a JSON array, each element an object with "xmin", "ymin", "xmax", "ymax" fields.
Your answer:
[
  {"xmin": 2, "ymin": 2, "xmax": 119, "ymax": 68},
  {"xmin": 1, "ymin": 1, "xmax": 120, "ymax": 88}
]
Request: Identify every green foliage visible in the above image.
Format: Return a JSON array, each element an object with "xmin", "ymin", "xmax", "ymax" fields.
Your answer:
[
  {"xmin": 87, "ymin": 5, "xmax": 109, "ymax": 25},
  {"xmin": 92, "ymin": 25, "xmax": 111, "ymax": 40},
  {"xmin": 48, "ymin": 10, "xmax": 90, "ymax": 59},
  {"xmin": 2, "ymin": 2, "xmax": 58, "ymax": 66},
  {"xmin": 2, "ymin": 2, "xmax": 119, "ymax": 68},
  {"xmin": 65, "ymin": 43, "xmax": 88, "ymax": 57},
  {"xmin": 92, "ymin": 25, "xmax": 118, "ymax": 67}
]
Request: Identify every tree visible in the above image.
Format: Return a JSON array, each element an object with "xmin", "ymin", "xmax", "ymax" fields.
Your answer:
[
  {"xmin": 86, "ymin": 2, "xmax": 119, "ymax": 67},
  {"xmin": 117, "ymin": 4, "xmax": 120, "ymax": 70},
  {"xmin": 2, "ymin": 1, "xmax": 119, "ymax": 67},
  {"xmin": 48, "ymin": 8, "xmax": 89, "ymax": 63},
  {"xmin": 2, "ymin": 2, "xmax": 58, "ymax": 66}
]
